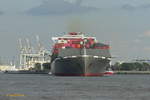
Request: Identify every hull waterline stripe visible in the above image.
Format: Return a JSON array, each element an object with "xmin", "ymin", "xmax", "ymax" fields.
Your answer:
[{"xmin": 53, "ymin": 73, "xmax": 104, "ymax": 76}]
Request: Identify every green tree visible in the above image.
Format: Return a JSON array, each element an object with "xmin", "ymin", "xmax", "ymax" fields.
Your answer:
[
  {"xmin": 120, "ymin": 63, "xmax": 134, "ymax": 71},
  {"xmin": 113, "ymin": 62, "xmax": 121, "ymax": 71},
  {"xmin": 34, "ymin": 63, "xmax": 41, "ymax": 70},
  {"xmin": 142, "ymin": 62, "xmax": 150, "ymax": 71}
]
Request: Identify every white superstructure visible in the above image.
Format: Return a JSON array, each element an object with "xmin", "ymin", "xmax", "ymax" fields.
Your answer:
[{"xmin": 19, "ymin": 36, "xmax": 51, "ymax": 70}]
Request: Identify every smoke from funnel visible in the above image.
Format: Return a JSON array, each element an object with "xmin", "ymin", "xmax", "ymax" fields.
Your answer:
[
  {"xmin": 67, "ymin": 17, "xmax": 95, "ymax": 34},
  {"xmin": 67, "ymin": 18, "xmax": 83, "ymax": 32},
  {"xmin": 67, "ymin": 17, "xmax": 98, "ymax": 37}
]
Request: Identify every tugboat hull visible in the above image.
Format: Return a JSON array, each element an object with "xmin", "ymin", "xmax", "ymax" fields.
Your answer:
[{"xmin": 51, "ymin": 56, "xmax": 110, "ymax": 76}]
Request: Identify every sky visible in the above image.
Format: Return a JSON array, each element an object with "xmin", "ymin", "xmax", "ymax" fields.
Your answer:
[{"xmin": 0, "ymin": 0, "xmax": 150, "ymax": 63}]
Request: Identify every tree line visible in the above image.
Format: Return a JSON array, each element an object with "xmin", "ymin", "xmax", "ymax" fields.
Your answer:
[{"xmin": 112, "ymin": 62, "xmax": 150, "ymax": 71}]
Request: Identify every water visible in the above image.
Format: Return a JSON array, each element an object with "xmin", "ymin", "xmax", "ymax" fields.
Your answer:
[{"xmin": 0, "ymin": 74, "xmax": 150, "ymax": 100}]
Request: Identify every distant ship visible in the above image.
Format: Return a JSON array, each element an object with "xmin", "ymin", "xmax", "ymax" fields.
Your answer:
[
  {"xmin": 4, "ymin": 62, "xmax": 51, "ymax": 74},
  {"xmin": 50, "ymin": 32, "xmax": 111, "ymax": 76},
  {"xmin": 4, "ymin": 70, "xmax": 49, "ymax": 74}
]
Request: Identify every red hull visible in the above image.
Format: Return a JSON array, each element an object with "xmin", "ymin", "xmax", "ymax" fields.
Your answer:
[{"xmin": 104, "ymin": 71, "xmax": 114, "ymax": 76}]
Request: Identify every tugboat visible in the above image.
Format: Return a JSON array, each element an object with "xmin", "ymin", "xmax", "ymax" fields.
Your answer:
[
  {"xmin": 50, "ymin": 32, "xmax": 111, "ymax": 76},
  {"xmin": 104, "ymin": 62, "xmax": 114, "ymax": 76}
]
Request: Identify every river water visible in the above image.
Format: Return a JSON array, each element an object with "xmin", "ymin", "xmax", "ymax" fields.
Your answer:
[{"xmin": 0, "ymin": 73, "xmax": 150, "ymax": 100}]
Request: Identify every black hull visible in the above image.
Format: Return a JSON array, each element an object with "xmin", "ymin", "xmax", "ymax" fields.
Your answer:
[{"xmin": 51, "ymin": 56, "xmax": 110, "ymax": 76}]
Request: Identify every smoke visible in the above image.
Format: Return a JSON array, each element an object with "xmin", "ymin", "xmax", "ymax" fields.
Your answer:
[
  {"xmin": 67, "ymin": 18, "xmax": 83, "ymax": 32},
  {"xmin": 67, "ymin": 17, "xmax": 94, "ymax": 33}
]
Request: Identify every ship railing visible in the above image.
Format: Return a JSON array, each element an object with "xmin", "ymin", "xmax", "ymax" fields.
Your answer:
[
  {"xmin": 62, "ymin": 55, "xmax": 111, "ymax": 60},
  {"xmin": 52, "ymin": 37, "xmax": 96, "ymax": 41}
]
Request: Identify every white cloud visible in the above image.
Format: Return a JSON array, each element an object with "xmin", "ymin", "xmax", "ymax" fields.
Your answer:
[
  {"xmin": 133, "ymin": 39, "xmax": 141, "ymax": 43},
  {"xmin": 64, "ymin": 0, "xmax": 77, "ymax": 4},
  {"xmin": 121, "ymin": 3, "xmax": 150, "ymax": 10}
]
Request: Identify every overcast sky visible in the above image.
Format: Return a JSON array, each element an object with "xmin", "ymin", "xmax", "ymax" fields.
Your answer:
[{"xmin": 0, "ymin": 0, "xmax": 150, "ymax": 63}]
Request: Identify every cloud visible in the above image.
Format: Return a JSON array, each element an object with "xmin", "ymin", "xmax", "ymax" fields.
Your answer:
[
  {"xmin": 143, "ymin": 47, "xmax": 150, "ymax": 52},
  {"xmin": 121, "ymin": 4, "xmax": 136, "ymax": 10},
  {"xmin": 0, "ymin": 11, "xmax": 3, "ymax": 15},
  {"xmin": 26, "ymin": 0, "xmax": 98, "ymax": 16},
  {"xmin": 133, "ymin": 39, "xmax": 141, "ymax": 43},
  {"xmin": 136, "ymin": 30, "xmax": 150, "ymax": 39},
  {"xmin": 144, "ymin": 30, "xmax": 150, "ymax": 37},
  {"xmin": 121, "ymin": 3, "xmax": 150, "ymax": 10}
]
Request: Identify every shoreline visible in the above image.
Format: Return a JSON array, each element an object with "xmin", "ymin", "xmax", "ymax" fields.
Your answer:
[{"xmin": 114, "ymin": 71, "xmax": 150, "ymax": 74}]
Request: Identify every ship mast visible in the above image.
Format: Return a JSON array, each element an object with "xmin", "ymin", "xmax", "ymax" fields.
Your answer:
[{"xmin": 81, "ymin": 33, "xmax": 87, "ymax": 56}]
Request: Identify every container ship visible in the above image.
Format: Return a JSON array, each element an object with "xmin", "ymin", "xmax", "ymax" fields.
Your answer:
[{"xmin": 50, "ymin": 32, "xmax": 111, "ymax": 76}]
